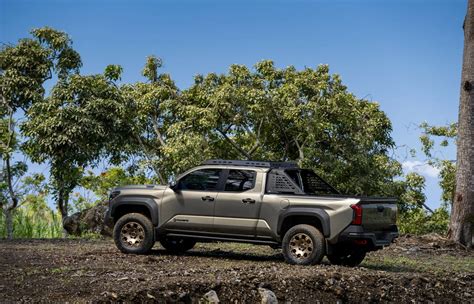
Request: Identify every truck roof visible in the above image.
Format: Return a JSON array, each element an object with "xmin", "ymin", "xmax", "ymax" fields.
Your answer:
[{"xmin": 201, "ymin": 159, "xmax": 299, "ymax": 169}]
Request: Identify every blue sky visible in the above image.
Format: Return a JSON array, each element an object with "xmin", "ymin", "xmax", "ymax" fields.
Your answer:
[{"xmin": 1, "ymin": 0, "xmax": 466, "ymax": 209}]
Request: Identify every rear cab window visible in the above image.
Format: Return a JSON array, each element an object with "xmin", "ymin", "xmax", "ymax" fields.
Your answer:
[{"xmin": 224, "ymin": 170, "xmax": 256, "ymax": 192}]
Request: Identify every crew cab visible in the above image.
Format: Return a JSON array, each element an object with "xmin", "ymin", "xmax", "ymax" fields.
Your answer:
[{"xmin": 106, "ymin": 160, "xmax": 398, "ymax": 266}]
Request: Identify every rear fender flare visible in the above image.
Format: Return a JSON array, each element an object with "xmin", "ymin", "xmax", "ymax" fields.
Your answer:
[{"xmin": 277, "ymin": 207, "xmax": 330, "ymax": 237}]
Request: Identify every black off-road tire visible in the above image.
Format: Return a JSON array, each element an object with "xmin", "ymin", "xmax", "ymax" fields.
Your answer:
[
  {"xmin": 160, "ymin": 236, "xmax": 196, "ymax": 253},
  {"xmin": 113, "ymin": 213, "xmax": 154, "ymax": 254},
  {"xmin": 282, "ymin": 224, "xmax": 326, "ymax": 265},
  {"xmin": 327, "ymin": 249, "xmax": 366, "ymax": 267}
]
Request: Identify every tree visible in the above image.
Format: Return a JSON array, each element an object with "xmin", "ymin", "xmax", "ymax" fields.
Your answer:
[
  {"xmin": 175, "ymin": 61, "xmax": 400, "ymax": 196},
  {"xmin": 0, "ymin": 27, "xmax": 80, "ymax": 238},
  {"xmin": 22, "ymin": 69, "xmax": 130, "ymax": 221},
  {"xmin": 120, "ymin": 56, "xmax": 178, "ymax": 183},
  {"xmin": 451, "ymin": 0, "xmax": 474, "ymax": 248}
]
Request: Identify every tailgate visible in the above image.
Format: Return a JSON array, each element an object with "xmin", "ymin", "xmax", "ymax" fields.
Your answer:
[{"xmin": 359, "ymin": 198, "xmax": 397, "ymax": 231}]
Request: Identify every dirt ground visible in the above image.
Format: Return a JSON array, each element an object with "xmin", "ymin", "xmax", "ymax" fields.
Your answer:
[{"xmin": 0, "ymin": 235, "xmax": 473, "ymax": 303}]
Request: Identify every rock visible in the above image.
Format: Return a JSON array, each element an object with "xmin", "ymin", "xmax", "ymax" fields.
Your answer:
[
  {"xmin": 146, "ymin": 293, "xmax": 156, "ymax": 299},
  {"xmin": 258, "ymin": 287, "xmax": 278, "ymax": 304},
  {"xmin": 201, "ymin": 290, "xmax": 220, "ymax": 303},
  {"xmin": 101, "ymin": 291, "xmax": 118, "ymax": 299},
  {"xmin": 63, "ymin": 201, "xmax": 112, "ymax": 236}
]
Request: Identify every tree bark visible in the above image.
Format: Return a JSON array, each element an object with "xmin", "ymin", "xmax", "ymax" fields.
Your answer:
[
  {"xmin": 57, "ymin": 189, "xmax": 70, "ymax": 238},
  {"xmin": 449, "ymin": 0, "xmax": 474, "ymax": 248},
  {"xmin": 4, "ymin": 207, "xmax": 13, "ymax": 240}
]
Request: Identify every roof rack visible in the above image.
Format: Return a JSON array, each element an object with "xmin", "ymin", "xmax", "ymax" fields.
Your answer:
[{"xmin": 201, "ymin": 159, "xmax": 299, "ymax": 168}]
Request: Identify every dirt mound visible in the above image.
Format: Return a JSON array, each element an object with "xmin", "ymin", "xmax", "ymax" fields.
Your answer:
[{"xmin": 389, "ymin": 233, "xmax": 471, "ymax": 256}]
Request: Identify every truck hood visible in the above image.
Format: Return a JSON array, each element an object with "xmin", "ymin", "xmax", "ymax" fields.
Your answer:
[{"xmin": 110, "ymin": 184, "xmax": 168, "ymax": 200}]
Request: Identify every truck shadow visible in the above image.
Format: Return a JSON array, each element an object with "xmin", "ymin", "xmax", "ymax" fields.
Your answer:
[
  {"xmin": 150, "ymin": 248, "xmax": 285, "ymax": 262},
  {"xmin": 150, "ymin": 249, "xmax": 427, "ymax": 273}
]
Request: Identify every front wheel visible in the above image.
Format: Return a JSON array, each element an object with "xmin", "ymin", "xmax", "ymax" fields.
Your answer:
[
  {"xmin": 327, "ymin": 249, "xmax": 366, "ymax": 267},
  {"xmin": 282, "ymin": 224, "xmax": 326, "ymax": 265},
  {"xmin": 113, "ymin": 213, "xmax": 155, "ymax": 254},
  {"xmin": 160, "ymin": 236, "xmax": 196, "ymax": 253}
]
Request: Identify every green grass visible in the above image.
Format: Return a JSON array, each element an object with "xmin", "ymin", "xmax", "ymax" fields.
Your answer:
[
  {"xmin": 0, "ymin": 208, "xmax": 62, "ymax": 239},
  {"xmin": 363, "ymin": 252, "xmax": 474, "ymax": 275}
]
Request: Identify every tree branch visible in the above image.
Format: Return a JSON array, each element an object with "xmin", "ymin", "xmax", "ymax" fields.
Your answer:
[
  {"xmin": 216, "ymin": 127, "xmax": 252, "ymax": 159},
  {"xmin": 135, "ymin": 134, "xmax": 165, "ymax": 184},
  {"xmin": 247, "ymin": 119, "xmax": 264, "ymax": 157},
  {"xmin": 151, "ymin": 116, "xmax": 166, "ymax": 146}
]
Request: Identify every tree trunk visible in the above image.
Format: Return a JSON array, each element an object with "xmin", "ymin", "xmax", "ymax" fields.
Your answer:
[
  {"xmin": 449, "ymin": 0, "xmax": 474, "ymax": 248},
  {"xmin": 57, "ymin": 188, "xmax": 70, "ymax": 238},
  {"xmin": 4, "ymin": 207, "xmax": 13, "ymax": 240}
]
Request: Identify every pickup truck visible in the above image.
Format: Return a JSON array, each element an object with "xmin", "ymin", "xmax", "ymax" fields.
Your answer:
[{"xmin": 105, "ymin": 160, "xmax": 398, "ymax": 266}]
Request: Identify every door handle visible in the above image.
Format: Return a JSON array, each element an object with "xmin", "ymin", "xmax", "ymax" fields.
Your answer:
[
  {"xmin": 242, "ymin": 198, "xmax": 256, "ymax": 204},
  {"xmin": 201, "ymin": 196, "xmax": 215, "ymax": 201}
]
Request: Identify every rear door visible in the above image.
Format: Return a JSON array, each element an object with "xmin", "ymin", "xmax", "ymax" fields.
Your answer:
[
  {"xmin": 213, "ymin": 169, "xmax": 262, "ymax": 237},
  {"xmin": 160, "ymin": 168, "xmax": 223, "ymax": 233}
]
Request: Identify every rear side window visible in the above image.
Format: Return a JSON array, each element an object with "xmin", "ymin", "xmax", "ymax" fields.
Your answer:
[
  {"xmin": 178, "ymin": 169, "xmax": 221, "ymax": 191},
  {"xmin": 224, "ymin": 170, "xmax": 256, "ymax": 192}
]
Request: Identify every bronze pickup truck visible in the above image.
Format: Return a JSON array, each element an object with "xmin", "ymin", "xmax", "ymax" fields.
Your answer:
[{"xmin": 105, "ymin": 160, "xmax": 398, "ymax": 266}]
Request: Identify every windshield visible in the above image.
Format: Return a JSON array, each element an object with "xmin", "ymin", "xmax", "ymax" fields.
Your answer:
[{"xmin": 285, "ymin": 169, "xmax": 340, "ymax": 195}]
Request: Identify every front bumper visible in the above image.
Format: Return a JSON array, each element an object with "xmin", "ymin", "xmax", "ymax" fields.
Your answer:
[
  {"xmin": 337, "ymin": 225, "xmax": 399, "ymax": 247},
  {"xmin": 104, "ymin": 208, "xmax": 114, "ymax": 228}
]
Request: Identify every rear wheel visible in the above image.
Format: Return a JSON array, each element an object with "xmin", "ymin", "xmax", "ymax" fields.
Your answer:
[
  {"xmin": 113, "ymin": 213, "xmax": 154, "ymax": 254},
  {"xmin": 160, "ymin": 236, "xmax": 196, "ymax": 253},
  {"xmin": 282, "ymin": 224, "xmax": 326, "ymax": 265},
  {"xmin": 327, "ymin": 249, "xmax": 366, "ymax": 267}
]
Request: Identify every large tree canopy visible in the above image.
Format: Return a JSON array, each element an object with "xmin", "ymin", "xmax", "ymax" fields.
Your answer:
[{"xmin": 165, "ymin": 61, "xmax": 400, "ymax": 196}]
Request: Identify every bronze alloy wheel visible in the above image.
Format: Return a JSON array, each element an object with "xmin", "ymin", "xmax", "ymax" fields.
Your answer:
[
  {"xmin": 289, "ymin": 233, "xmax": 314, "ymax": 260},
  {"xmin": 120, "ymin": 221, "xmax": 145, "ymax": 248},
  {"xmin": 282, "ymin": 224, "xmax": 325, "ymax": 265},
  {"xmin": 114, "ymin": 213, "xmax": 154, "ymax": 254}
]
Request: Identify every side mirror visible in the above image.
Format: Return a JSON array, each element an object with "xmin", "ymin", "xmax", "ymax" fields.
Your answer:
[{"xmin": 169, "ymin": 180, "xmax": 178, "ymax": 191}]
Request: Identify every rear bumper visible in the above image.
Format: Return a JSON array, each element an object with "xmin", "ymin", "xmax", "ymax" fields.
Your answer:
[{"xmin": 337, "ymin": 225, "xmax": 399, "ymax": 247}]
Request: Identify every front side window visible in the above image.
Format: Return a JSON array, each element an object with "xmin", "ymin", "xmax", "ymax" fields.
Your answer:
[
  {"xmin": 224, "ymin": 170, "xmax": 256, "ymax": 192},
  {"xmin": 178, "ymin": 169, "xmax": 221, "ymax": 191}
]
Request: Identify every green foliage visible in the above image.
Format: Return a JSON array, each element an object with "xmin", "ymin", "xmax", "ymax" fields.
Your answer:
[
  {"xmin": 398, "ymin": 172, "xmax": 426, "ymax": 212},
  {"xmin": 0, "ymin": 27, "xmax": 82, "ymax": 112},
  {"xmin": 21, "ymin": 69, "xmax": 132, "ymax": 217},
  {"xmin": 164, "ymin": 61, "xmax": 398, "ymax": 196},
  {"xmin": 80, "ymin": 167, "xmax": 154, "ymax": 203},
  {"xmin": 142, "ymin": 55, "xmax": 163, "ymax": 82},
  {"xmin": 419, "ymin": 122, "xmax": 457, "ymax": 204},
  {"xmin": 104, "ymin": 64, "xmax": 123, "ymax": 81},
  {"xmin": 398, "ymin": 206, "xmax": 450, "ymax": 235},
  {"xmin": 120, "ymin": 56, "xmax": 178, "ymax": 182},
  {"xmin": 1, "ymin": 26, "xmax": 83, "ymax": 225}
]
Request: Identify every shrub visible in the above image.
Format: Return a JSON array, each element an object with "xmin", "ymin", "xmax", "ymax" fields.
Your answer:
[{"xmin": 398, "ymin": 206, "xmax": 450, "ymax": 235}]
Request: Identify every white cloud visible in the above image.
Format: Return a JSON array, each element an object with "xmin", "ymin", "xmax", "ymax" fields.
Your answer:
[{"xmin": 402, "ymin": 160, "xmax": 440, "ymax": 178}]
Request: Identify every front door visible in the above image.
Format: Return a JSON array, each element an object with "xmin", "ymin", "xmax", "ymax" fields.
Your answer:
[
  {"xmin": 213, "ymin": 169, "xmax": 262, "ymax": 236},
  {"xmin": 160, "ymin": 168, "xmax": 223, "ymax": 233}
]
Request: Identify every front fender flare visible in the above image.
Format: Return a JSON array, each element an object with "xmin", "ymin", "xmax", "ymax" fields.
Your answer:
[{"xmin": 110, "ymin": 196, "xmax": 159, "ymax": 226}]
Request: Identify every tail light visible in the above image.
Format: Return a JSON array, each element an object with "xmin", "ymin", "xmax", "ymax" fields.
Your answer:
[{"xmin": 351, "ymin": 204, "xmax": 363, "ymax": 225}]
